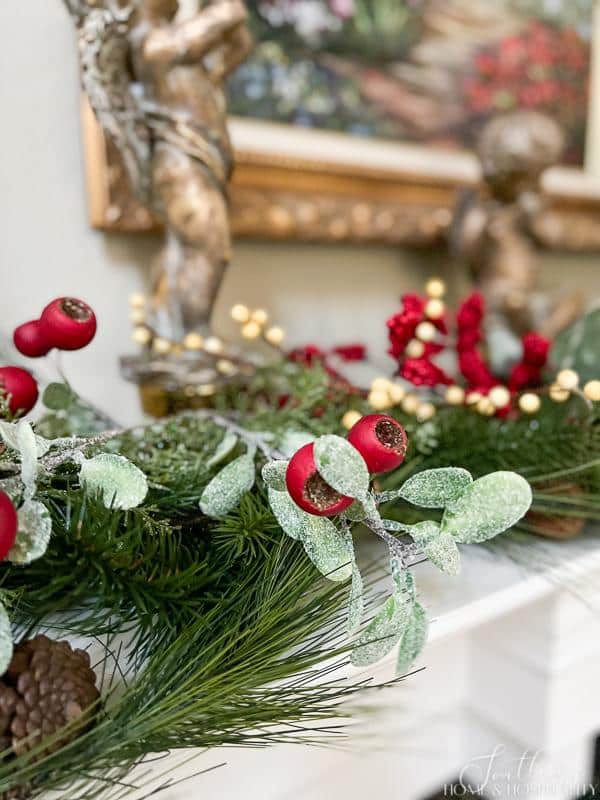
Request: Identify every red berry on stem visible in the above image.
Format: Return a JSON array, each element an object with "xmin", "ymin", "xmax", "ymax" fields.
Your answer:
[
  {"xmin": 0, "ymin": 490, "xmax": 18, "ymax": 561},
  {"xmin": 39, "ymin": 297, "xmax": 97, "ymax": 351},
  {"xmin": 347, "ymin": 414, "xmax": 408, "ymax": 474},
  {"xmin": 286, "ymin": 443, "xmax": 354, "ymax": 517},
  {"xmin": 0, "ymin": 367, "xmax": 39, "ymax": 417},
  {"xmin": 13, "ymin": 320, "xmax": 52, "ymax": 358}
]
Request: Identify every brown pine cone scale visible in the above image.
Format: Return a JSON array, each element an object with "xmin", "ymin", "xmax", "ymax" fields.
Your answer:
[{"xmin": 0, "ymin": 635, "xmax": 100, "ymax": 799}]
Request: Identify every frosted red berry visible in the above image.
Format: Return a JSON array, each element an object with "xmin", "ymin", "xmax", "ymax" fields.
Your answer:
[
  {"xmin": 13, "ymin": 320, "xmax": 52, "ymax": 358},
  {"xmin": 0, "ymin": 366, "xmax": 39, "ymax": 417},
  {"xmin": 39, "ymin": 297, "xmax": 97, "ymax": 351},
  {"xmin": 285, "ymin": 442, "xmax": 354, "ymax": 517},
  {"xmin": 347, "ymin": 414, "xmax": 408, "ymax": 474},
  {"xmin": 0, "ymin": 490, "xmax": 18, "ymax": 561}
]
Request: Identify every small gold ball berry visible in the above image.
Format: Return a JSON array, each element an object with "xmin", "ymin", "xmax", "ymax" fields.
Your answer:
[
  {"xmin": 583, "ymin": 380, "xmax": 600, "ymax": 402},
  {"xmin": 129, "ymin": 292, "xmax": 146, "ymax": 309},
  {"xmin": 204, "ymin": 336, "xmax": 223, "ymax": 354},
  {"xmin": 388, "ymin": 383, "xmax": 406, "ymax": 404},
  {"xmin": 488, "ymin": 385, "xmax": 511, "ymax": 409},
  {"xmin": 132, "ymin": 326, "xmax": 151, "ymax": 345},
  {"xmin": 556, "ymin": 369, "xmax": 579, "ymax": 391},
  {"xmin": 519, "ymin": 393, "xmax": 541, "ymax": 414},
  {"xmin": 415, "ymin": 321, "xmax": 437, "ymax": 343},
  {"xmin": 368, "ymin": 389, "xmax": 392, "ymax": 411},
  {"xmin": 425, "ymin": 278, "xmax": 446, "ymax": 299},
  {"xmin": 416, "ymin": 402, "xmax": 436, "ymax": 422},
  {"xmin": 476, "ymin": 397, "xmax": 495, "ymax": 416},
  {"xmin": 425, "ymin": 298, "xmax": 445, "ymax": 320},
  {"xmin": 401, "ymin": 394, "xmax": 420, "ymax": 415},
  {"xmin": 251, "ymin": 309, "xmax": 269, "ymax": 326},
  {"xmin": 241, "ymin": 321, "xmax": 261, "ymax": 340},
  {"xmin": 183, "ymin": 332, "xmax": 204, "ymax": 350},
  {"xmin": 466, "ymin": 391, "xmax": 482, "ymax": 406},
  {"xmin": 342, "ymin": 409, "xmax": 362, "ymax": 430},
  {"xmin": 371, "ymin": 377, "xmax": 393, "ymax": 393},
  {"xmin": 153, "ymin": 337, "xmax": 172, "ymax": 354},
  {"xmin": 405, "ymin": 339, "xmax": 425, "ymax": 358},
  {"xmin": 445, "ymin": 385, "xmax": 465, "ymax": 406},
  {"xmin": 549, "ymin": 383, "xmax": 570, "ymax": 403},
  {"xmin": 217, "ymin": 359, "xmax": 237, "ymax": 376},
  {"xmin": 130, "ymin": 309, "xmax": 146, "ymax": 325},
  {"xmin": 230, "ymin": 304, "xmax": 250, "ymax": 323},
  {"xmin": 265, "ymin": 326, "xmax": 285, "ymax": 346}
]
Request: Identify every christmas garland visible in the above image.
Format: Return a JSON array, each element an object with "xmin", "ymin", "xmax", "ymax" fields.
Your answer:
[{"xmin": 0, "ymin": 297, "xmax": 535, "ymax": 798}]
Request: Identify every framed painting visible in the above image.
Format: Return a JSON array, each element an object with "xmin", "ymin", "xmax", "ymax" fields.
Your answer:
[{"xmin": 82, "ymin": 0, "xmax": 600, "ymax": 248}]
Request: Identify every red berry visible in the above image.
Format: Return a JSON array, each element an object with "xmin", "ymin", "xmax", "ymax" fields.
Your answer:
[
  {"xmin": 0, "ymin": 367, "xmax": 39, "ymax": 417},
  {"xmin": 286, "ymin": 443, "xmax": 354, "ymax": 517},
  {"xmin": 39, "ymin": 297, "xmax": 97, "ymax": 351},
  {"xmin": 0, "ymin": 490, "xmax": 17, "ymax": 561},
  {"xmin": 347, "ymin": 414, "xmax": 408, "ymax": 474},
  {"xmin": 13, "ymin": 320, "xmax": 52, "ymax": 358}
]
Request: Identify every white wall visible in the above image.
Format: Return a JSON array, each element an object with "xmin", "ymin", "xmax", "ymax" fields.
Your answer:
[{"xmin": 1, "ymin": 1, "xmax": 598, "ymax": 427}]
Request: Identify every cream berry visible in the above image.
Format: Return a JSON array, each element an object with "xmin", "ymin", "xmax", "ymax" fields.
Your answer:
[
  {"xmin": 13, "ymin": 320, "xmax": 52, "ymax": 358},
  {"xmin": 0, "ymin": 366, "xmax": 39, "ymax": 417},
  {"xmin": 347, "ymin": 414, "xmax": 408, "ymax": 474},
  {"xmin": 0, "ymin": 490, "xmax": 17, "ymax": 561},
  {"xmin": 286, "ymin": 443, "xmax": 353, "ymax": 517},
  {"xmin": 39, "ymin": 297, "xmax": 97, "ymax": 351}
]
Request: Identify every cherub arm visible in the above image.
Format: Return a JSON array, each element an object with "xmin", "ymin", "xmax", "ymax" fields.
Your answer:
[
  {"xmin": 143, "ymin": 0, "xmax": 248, "ymax": 67},
  {"xmin": 206, "ymin": 24, "xmax": 253, "ymax": 83}
]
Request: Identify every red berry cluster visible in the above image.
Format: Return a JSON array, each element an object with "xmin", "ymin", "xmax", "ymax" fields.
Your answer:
[
  {"xmin": 464, "ymin": 21, "xmax": 589, "ymax": 159},
  {"xmin": 456, "ymin": 292, "xmax": 497, "ymax": 394},
  {"xmin": 1, "ymin": 297, "xmax": 97, "ymax": 419},
  {"xmin": 14, "ymin": 297, "xmax": 97, "ymax": 358},
  {"xmin": 0, "ymin": 489, "xmax": 18, "ymax": 562},
  {"xmin": 387, "ymin": 294, "xmax": 452, "ymax": 387},
  {"xmin": 508, "ymin": 332, "xmax": 551, "ymax": 393},
  {"xmin": 286, "ymin": 414, "xmax": 407, "ymax": 516}
]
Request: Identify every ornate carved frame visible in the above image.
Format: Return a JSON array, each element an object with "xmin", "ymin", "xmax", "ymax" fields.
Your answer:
[{"xmin": 82, "ymin": 99, "xmax": 600, "ymax": 251}]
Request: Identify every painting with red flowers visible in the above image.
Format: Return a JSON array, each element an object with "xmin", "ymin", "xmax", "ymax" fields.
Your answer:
[{"xmin": 228, "ymin": 0, "xmax": 592, "ymax": 163}]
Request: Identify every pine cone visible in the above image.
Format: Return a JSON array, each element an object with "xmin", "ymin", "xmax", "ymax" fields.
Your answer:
[{"xmin": 0, "ymin": 634, "xmax": 99, "ymax": 783}]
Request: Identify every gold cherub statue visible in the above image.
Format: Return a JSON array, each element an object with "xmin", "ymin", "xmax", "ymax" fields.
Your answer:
[{"xmin": 64, "ymin": 0, "xmax": 252, "ymax": 340}]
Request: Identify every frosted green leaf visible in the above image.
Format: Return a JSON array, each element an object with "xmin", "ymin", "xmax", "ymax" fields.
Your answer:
[
  {"xmin": 314, "ymin": 435, "xmax": 369, "ymax": 499},
  {"xmin": 344, "ymin": 499, "xmax": 367, "ymax": 522},
  {"xmin": 80, "ymin": 453, "xmax": 149, "ymax": 510},
  {"xmin": 42, "ymin": 382, "xmax": 75, "ymax": 411},
  {"xmin": 200, "ymin": 454, "xmax": 255, "ymax": 518},
  {"xmin": 399, "ymin": 468, "xmax": 473, "ymax": 509},
  {"xmin": 16, "ymin": 421, "xmax": 39, "ymax": 501},
  {"xmin": 551, "ymin": 308, "xmax": 600, "ymax": 382},
  {"xmin": 442, "ymin": 471, "xmax": 532, "ymax": 544},
  {"xmin": 0, "ymin": 421, "xmax": 50, "ymax": 459},
  {"xmin": 280, "ymin": 430, "xmax": 315, "ymax": 457},
  {"xmin": 425, "ymin": 533, "xmax": 461, "ymax": 576},
  {"xmin": 0, "ymin": 604, "xmax": 13, "ymax": 677},
  {"xmin": 268, "ymin": 487, "xmax": 306, "ymax": 540},
  {"xmin": 350, "ymin": 593, "xmax": 411, "ymax": 667},
  {"xmin": 396, "ymin": 601, "xmax": 428, "ymax": 675},
  {"xmin": 345, "ymin": 529, "xmax": 363, "ymax": 634},
  {"xmin": 262, "ymin": 460, "xmax": 289, "ymax": 492},
  {"xmin": 9, "ymin": 500, "xmax": 52, "ymax": 564},
  {"xmin": 301, "ymin": 516, "xmax": 353, "ymax": 582},
  {"xmin": 408, "ymin": 520, "xmax": 441, "ymax": 547},
  {"xmin": 206, "ymin": 433, "xmax": 238, "ymax": 468}
]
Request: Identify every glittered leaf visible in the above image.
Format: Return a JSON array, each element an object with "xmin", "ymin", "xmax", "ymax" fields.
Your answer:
[
  {"xmin": 206, "ymin": 433, "xmax": 238, "ymax": 468},
  {"xmin": 314, "ymin": 435, "xmax": 369, "ymax": 499},
  {"xmin": 262, "ymin": 460, "xmax": 289, "ymax": 492},
  {"xmin": 0, "ymin": 604, "xmax": 13, "ymax": 677},
  {"xmin": 396, "ymin": 601, "xmax": 428, "ymax": 675},
  {"xmin": 350, "ymin": 593, "xmax": 411, "ymax": 667},
  {"xmin": 16, "ymin": 421, "xmax": 39, "ymax": 501},
  {"xmin": 408, "ymin": 520, "xmax": 441, "ymax": 547},
  {"xmin": 551, "ymin": 308, "xmax": 600, "ymax": 383},
  {"xmin": 200, "ymin": 454, "xmax": 255, "ymax": 518},
  {"xmin": 268, "ymin": 487, "xmax": 306, "ymax": 540},
  {"xmin": 0, "ymin": 420, "xmax": 51, "ymax": 461},
  {"xmin": 9, "ymin": 500, "xmax": 52, "ymax": 564},
  {"xmin": 442, "ymin": 471, "xmax": 532, "ymax": 544},
  {"xmin": 80, "ymin": 453, "xmax": 149, "ymax": 511},
  {"xmin": 399, "ymin": 468, "xmax": 473, "ymax": 509},
  {"xmin": 42, "ymin": 382, "xmax": 75, "ymax": 411},
  {"xmin": 425, "ymin": 532, "xmax": 461, "ymax": 576},
  {"xmin": 344, "ymin": 499, "xmax": 367, "ymax": 522},
  {"xmin": 347, "ymin": 561, "xmax": 364, "ymax": 635},
  {"xmin": 280, "ymin": 430, "xmax": 315, "ymax": 457},
  {"xmin": 301, "ymin": 516, "xmax": 353, "ymax": 582}
]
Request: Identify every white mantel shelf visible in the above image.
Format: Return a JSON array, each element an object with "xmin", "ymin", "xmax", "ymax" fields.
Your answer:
[{"xmin": 113, "ymin": 531, "xmax": 600, "ymax": 800}]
